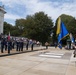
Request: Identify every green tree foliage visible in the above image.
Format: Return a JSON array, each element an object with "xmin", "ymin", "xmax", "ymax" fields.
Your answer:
[
  {"xmin": 4, "ymin": 22, "xmax": 14, "ymax": 35},
  {"xmin": 59, "ymin": 14, "xmax": 74, "ymax": 31},
  {"xmin": 55, "ymin": 14, "xmax": 74, "ymax": 32},
  {"xmin": 25, "ymin": 12, "xmax": 53, "ymax": 44},
  {"xmin": 15, "ymin": 19, "xmax": 25, "ymax": 36},
  {"xmin": 67, "ymin": 18, "xmax": 76, "ymax": 38}
]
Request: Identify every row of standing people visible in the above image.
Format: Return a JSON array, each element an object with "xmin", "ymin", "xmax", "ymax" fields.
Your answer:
[
  {"xmin": 1, "ymin": 39, "xmax": 12, "ymax": 53},
  {"xmin": 0, "ymin": 38, "xmax": 35, "ymax": 54}
]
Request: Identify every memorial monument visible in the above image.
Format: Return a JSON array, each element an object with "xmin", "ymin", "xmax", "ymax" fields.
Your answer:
[{"xmin": 0, "ymin": 5, "xmax": 6, "ymax": 34}]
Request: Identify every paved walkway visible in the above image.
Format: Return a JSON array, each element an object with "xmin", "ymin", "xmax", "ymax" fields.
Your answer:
[
  {"xmin": 0, "ymin": 47, "xmax": 76, "ymax": 75},
  {"xmin": 0, "ymin": 46, "xmax": 45, "ymax": 57}
]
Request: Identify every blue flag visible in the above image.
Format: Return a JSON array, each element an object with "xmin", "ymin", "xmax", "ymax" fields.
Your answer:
[{"xmin": 58, "ymin": 22, "xmax": 69, "ymax": 48}]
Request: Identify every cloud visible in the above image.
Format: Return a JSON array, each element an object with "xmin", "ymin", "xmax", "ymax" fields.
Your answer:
[
  {"xmin": 0, "ymin": 0, "xmax": 76, "ymax": 25},
  {"xmin": 4, "ymin": 13, "xmax": 22, "ymax": 25},
  {"xmin": 5, "ymin": 13, "xmax": 21, "ymax": 20}
]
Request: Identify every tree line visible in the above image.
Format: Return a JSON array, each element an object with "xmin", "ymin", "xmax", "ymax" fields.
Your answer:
[{"xmin": 4, "ymin": 12, "xmax": 76, "ymax": 44}]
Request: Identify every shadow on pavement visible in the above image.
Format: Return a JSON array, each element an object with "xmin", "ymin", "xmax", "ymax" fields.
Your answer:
[{"xmin": 0, "ymin": 48, "xmax": 46, "ymax": 57}]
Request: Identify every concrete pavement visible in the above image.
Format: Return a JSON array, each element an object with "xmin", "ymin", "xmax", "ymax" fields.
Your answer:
[{"xmin": 0, "ymin": 47, "xmax": 76, "ymax": 75}]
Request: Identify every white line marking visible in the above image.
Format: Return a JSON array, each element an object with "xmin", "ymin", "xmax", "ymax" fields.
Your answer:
[
  {"xmin": 39, "ymin": 54, "xmax": 61, "ymax": 58},
  {"xmin": 45, "ymin": 53, "xmax": 64, "ymax": 56}
]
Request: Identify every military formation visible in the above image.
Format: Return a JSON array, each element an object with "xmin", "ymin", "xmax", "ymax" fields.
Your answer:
[{"xmin": 0, "ymin": 37, "xmax": 39, "ymax": 54}]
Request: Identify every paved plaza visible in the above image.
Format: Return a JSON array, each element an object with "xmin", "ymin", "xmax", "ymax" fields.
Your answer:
[{"xmin": 0, "ymin": 47, "xmax": 76, "ymax": 75}]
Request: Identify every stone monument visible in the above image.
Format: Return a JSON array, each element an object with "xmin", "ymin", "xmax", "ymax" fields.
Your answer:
[{"xmin": 0, "ymin": 5, "xmax": 6, "ymax": 34}]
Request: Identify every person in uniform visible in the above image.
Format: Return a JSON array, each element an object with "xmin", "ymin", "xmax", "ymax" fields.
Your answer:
[
  {"xmin": 18, "ymin": 39, "xmax": 24, "ymax": 51},
  {"xmin": 20, "ymin": 39, "xmax": 24, "ymax": 51},
  {"xmin": 1, "ymin": 39, "xmax": 4, "ymax": 53},
  {"xmin": 26, "ymin": 39, "xmax": 29, "ymax": 50},
  {"xmin": 7, "ymin": 40, "xmax": 11, "ymax": 54},
  {"xmin": 16, "ymin": 40, "xmax": 19, "ymax": 51},
  {"xmin": 45, "ymin": 42, "xmax": 49, "ymax": 49},
  {"xmin": 31, "ymin": 40, "xmax": 34, "ymax": 51},
  {"xmin": 73, "ymin": 50, "xmax": 76, "ymax": 57},
  {"xmin": 4, "ymin": 39, "xmax": 7, "ymax": 50}
]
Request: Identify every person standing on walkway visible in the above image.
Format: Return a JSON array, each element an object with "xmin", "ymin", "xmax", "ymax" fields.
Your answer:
[
  {"xmin": 4, "ymin": 39, "xmax": 7, "ymax": 50},
  {"xmin": 45, "ymin": 42, "xmax": 49, "ymax": 49},
  {"xmin": 73, "ymin": 50, "xmax": 76, "ymax": 57},
  {"xmin": 7, "ymin": 39, "xmax": 11, "ymax": 54},
  {"xmin": 16, "ymin": 40, "xmax": 19, "ymax": 51},
  {"xmin": 54, "ymin": 42, "xmax": 57, "ymax": 48},
  {"xmin": 31, "ymin": 40, "xmax": 34, "ymax": 51},
  {"xmin": 26, "ymin": 39, "xmax": 29, "ymax": 50},
  {"xmin": 18, "ymin": 39, "xmax": 21, "ymax": 51},
  {"xmin": 12, "ymin": 40, "xmax": 15, "ymax": 49},
  {"xmin": 18, "ymin": 39, "xmax": 24, "ymax": 51},
  {"xmin": 73, "ymin": 45, "xmax": 76, "ymax": 57},
  {"xmin": 1, "ymin": 39, "xmax": 4, "ymax": 53},
  {"xmin": 20, "ymin": 39, "xmax": 24, "ymax": 51}
]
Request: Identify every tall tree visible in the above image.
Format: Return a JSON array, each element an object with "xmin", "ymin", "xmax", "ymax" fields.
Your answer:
[
  {"xmin": 25, "ymin": 12, "xmax": 53, "ymax": 44},
  {"xmin": 67, "ymin": 18, "xmax": 76, "ymax": 38},
  {"xmin": 4, "ymin": 22, "xmax": 13, "ymax": 35},
  {"xmin": 15, "ymin": 19, "xmax": 25, "ymax": 36}
]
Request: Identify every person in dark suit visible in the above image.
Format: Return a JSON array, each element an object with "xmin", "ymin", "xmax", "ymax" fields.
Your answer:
[
  {"xmin": 45, "ymin": 42, "xmax": 49, "ymax": 49},
  {"xmin": 26, "ymin": 39, "xmax": 29, "ymax": 50},
  {"xmin": 12, "ymin": 40, "xmax": 15, "ymax": 49},
  {"xmin": 1, "ymin": 39, "xmax": 4, "ymax": 53},
  {"xmin": 4, "ymin": 39, "xmax": 7, "ymax": 50},
  {"xmin": 16, "ymin": 40, "xmax": 19, "ymax": 51},
  {"xmin": 73, "ymin": 50, "xmax": 76, "ymax": 57},
  {"xmin": 20, "ymin": 39, "xmax": 24, "ymax": 51},
  {"xmin": 7, "ymin": 40, "xmax": 11, "ymax": 54},
  {"xmin": 31, "ymin": 40, "xmax": 34, "ymax": 51}
]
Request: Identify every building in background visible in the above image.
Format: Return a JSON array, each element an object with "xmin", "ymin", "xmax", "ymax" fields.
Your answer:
[{"xmin": 0, "ymin": 5, "xmax": 6, "ymax": 34}]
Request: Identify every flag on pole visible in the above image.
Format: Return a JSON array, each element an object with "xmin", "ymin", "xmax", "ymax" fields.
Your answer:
[
  {"xmin": 56, "ymin": 17, "xmax": 61, "ymax": 35},
  {"xmin": 58, "ymin": 22, "xmax": 69, "ymax": 43},
  {"xmin": 7, "ymin": 32, "xmax": 10, "ymax": 40},
  {"xmin": 56, "ymin": 17, "xmax": 69, "ymax": 49}
]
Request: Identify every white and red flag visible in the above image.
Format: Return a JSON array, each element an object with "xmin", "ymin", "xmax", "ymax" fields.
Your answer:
[{"xmin": 7, "ymin": 32, "xmax": 10, "ymax": 40}]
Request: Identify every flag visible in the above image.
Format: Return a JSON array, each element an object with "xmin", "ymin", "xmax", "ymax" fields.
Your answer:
[
  {"xmin": 58, "ymin": 22, "xmax": 69, "ymax": 43},
  {"xmin": 9, "ymin": 32, "xmax": 10, "ymax": 36},
  {"xmin": 56, "ymin": 17, "xmax": 61, "ymax": 35},
  {"xmin": 7, "ymin": 32, "xmax": 10, "ymax": 40},
  {"xmin": 70, "ymin": 33, "xmax": 74, "ymax": 43}
]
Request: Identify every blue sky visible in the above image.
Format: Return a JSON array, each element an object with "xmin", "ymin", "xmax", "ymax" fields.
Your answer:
[{"xmin": 0, "ymin": 0, "xmax": 76, "ymax": 25}]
